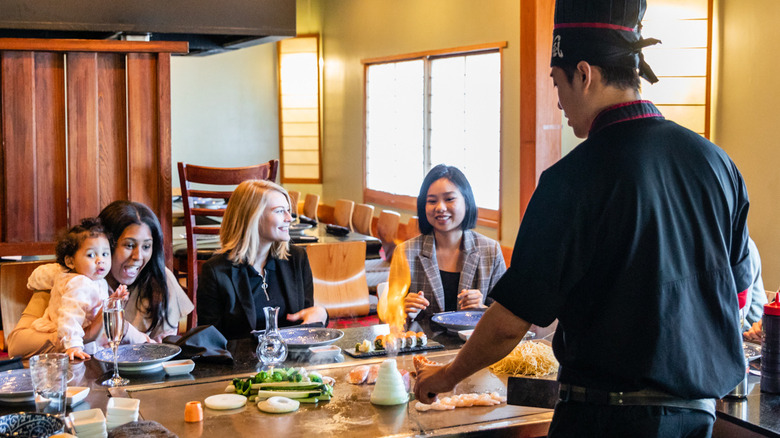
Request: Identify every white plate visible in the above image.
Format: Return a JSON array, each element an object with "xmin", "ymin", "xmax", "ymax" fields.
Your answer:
[
  {"xmin": 204, "ymin": 394, "xmax": 247, "ymax": 410},
  {"xmin": 93, "ymin": 344, "xmax": 181, "ymax": 372},
  {"xmin": 66, "ymin": 386, "xmax": 90, "ymax": 406},
  {"xmin": 163, "ymin": 359, "xmax": 195, "ymax": 376},
  {"xmin": 253, "ymin": 327, "xmax": 344, "ymax": 351},
  {"xmin": 308, "ymin": 345, "xmax": 342, "ymax": 359}
]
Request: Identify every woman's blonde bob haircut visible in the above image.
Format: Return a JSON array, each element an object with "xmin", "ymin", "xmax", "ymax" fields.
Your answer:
[{"xmin": 219, "ymin": 179, "xmax": 292, "ymax": 265}]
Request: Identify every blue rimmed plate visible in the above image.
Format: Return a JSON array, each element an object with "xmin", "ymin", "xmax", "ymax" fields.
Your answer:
[
  {"xmin": 254, "ymin": 327, "xmax": 344, "ymax": 350},
  {"xmin": 94, "ymin": 343, "xmax": 181, "ymax": 373},
  {"xmin": 0, "ymin": 369, "xmax": 33, "ymax": 402},
  {"xmin": 432, "ymin": 310, "xmax": 486, "ymax": 332}
]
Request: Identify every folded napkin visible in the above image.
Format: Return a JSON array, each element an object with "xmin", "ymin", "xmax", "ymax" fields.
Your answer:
[
  {"xmin": 291, "ymin": 235, "xmax": 319, "ymax": 244},
  {"xmin": 162, "ymin": 325, "xmax": 233, "ymax": 364},
  {"xmin": 326, "ymin": 224, "xmax": 350, "ymax": 236},
  {"xmin": 298, "ymin": 215, "xmax": 318, "ymax": 226},
  {"xmin": 0, "ymin": 357, "xmax": 23, "ymax": 372},
  {"xmin": 108, "ymin": 420, "xmax": 176, "ymax": 438}
]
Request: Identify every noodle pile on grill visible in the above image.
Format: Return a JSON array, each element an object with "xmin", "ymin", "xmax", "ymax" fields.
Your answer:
[{"xmin": 489, "ymin": 341, "xmax": 559, "ymax": 377}]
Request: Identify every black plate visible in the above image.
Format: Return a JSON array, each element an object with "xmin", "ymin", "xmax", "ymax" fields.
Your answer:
[{"xmin": 342, "ymin": 341, "xmax": 444, "ymax": 358}]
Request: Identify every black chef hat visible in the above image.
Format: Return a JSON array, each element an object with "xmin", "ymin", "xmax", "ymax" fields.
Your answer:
[{"xmin": 550, "ymin": 0, "xmax": 661, "ymax": 83}]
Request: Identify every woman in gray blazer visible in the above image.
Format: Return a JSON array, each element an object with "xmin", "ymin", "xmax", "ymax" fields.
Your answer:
[
  {"xmin": 389, "ymin": 165, "xmax": 506, "ymax": 323},
  {"xmin": 197, "ymin": 180, "xmax": 327, "ymax": 340}
]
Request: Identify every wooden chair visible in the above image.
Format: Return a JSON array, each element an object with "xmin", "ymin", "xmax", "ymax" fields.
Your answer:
[
  {"xmin": 333, "ymin": 199, "xmax": 355, "ymax": 229},
  {"xmin": 376, "ymin": 210, "xmax": 401, "ymax": 257},
  {"xmin": 352, "ymin": 204, "xmax": 375, "ymax": 236},
  {"xmin": 405, "ymin": 216, "xmax": 421, "ymax": 240},
  {"xmin": 303, "ymin": 193, "xmax": 320, "ymax": 220},
  {"xmin": 288, "ymin": 190, "xmax": 301, "ymax": 216},
  {"xmin": 306, "ymin": 241, "xmax": 370, "ymax": 318},
  {"xmin": 0, "ymin": 260, "xmax": 49, "ymax": 350},
  {"xmin": 177, "ymin": 159, "xmax": 278, "ymax": 329}
]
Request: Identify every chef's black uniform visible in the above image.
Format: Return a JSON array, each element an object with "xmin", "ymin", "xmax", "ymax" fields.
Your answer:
[{"xmin": 490, "ymin": 101, "xmax": 752, "ymax": 437}]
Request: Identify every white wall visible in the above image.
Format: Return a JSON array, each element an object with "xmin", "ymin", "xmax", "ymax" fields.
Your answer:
[{"xmin": 170, "ymin": 43, "xmax": 280, "ymax": 186}]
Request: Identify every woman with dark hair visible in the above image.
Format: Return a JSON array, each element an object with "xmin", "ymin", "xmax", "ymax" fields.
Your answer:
[
  {"xmin": 388, "ymin": 164, "xmax": 506, "ymax": 324},
  {"xmin": 8, "ymin": 201, "xmax": 194, "ymax": 358}
]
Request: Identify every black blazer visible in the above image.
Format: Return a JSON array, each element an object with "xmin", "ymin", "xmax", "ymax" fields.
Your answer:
[{"xmin": 196, "ymin": 246, "xmax": 314, "ymax": 340}]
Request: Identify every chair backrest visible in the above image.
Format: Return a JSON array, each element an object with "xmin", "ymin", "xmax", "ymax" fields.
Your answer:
[
  {"xmin": 352, "ymin": 204, "xmax": 375, "ymax": 236},
  {"xmin": 333, "ymin": 199, "xmax": 355, "ymax": 229},
  {"xmin": 305, "ymin": 241, "xmax": 370, "ymax": 318},
  {"xmin": 288, "ymin": 190, "xmax": 301, "ymax": 215},
  {"xmin": 303, "ymin": 193, "xmax": 320, "ymax": 220},
  {"xmin": 405, "ymin": 216, "xmax": 421, "ymax": 240},
  {"xmin": 376, "ymin": 210, "xmax": 401, "ymax": 245},
  {"xmin": 0, "ymin": 260, "xmax": 48, "ymax": 350},
  {"xmin": 178, "ymin": 159, "xmax": 278, "ymax": 329}
]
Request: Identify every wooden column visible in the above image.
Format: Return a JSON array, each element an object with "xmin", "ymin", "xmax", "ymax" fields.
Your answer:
[{"xmin": 519, "ymin": 0, "xmax": 560, "ymax": 218}]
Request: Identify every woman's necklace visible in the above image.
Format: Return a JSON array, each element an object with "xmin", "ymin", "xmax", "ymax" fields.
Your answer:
[{"xmin": 260, "ymin": 268, "xmax": 270, "ymax": 301}]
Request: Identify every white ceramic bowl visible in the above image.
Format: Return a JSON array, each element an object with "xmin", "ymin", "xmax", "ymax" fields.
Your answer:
[
  {"xmin": 66, "ymin": 386, "xmax": 90, "ymax": 406},
  {"xmin": 162, "ymin": 359, "xmax": 195, "ymax": 376},
  {"xmin": 106, "ymin": 397, "xmax": 140, "ymax": 417},
  {"xmin": 69, "ymin": 408, "xmax": 106, "ymax": 430}
]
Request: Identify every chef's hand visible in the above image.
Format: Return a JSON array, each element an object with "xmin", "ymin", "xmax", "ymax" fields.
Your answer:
[
  {"xmin": 458, "ymin": 289, "xmax": 485, "ymax": 310},
  {"xmin": 744, "ymin": 321, "xmax": 763, "ymax": 342},
  {"xmin": 287, "ymin": 306, "xmax": 328, "ymax": 325},
  {"xmin": 404, "ymin": 291, "xmax": 429, "ymax": 315},
  {"xmin": 414, "ymin": 362, "xmax": 456, "ymax": 404}
]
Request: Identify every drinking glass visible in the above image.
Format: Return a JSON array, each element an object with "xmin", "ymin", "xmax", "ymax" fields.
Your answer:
[
  {"xmin": 29, "ymin": 353, "xmax": 69, "ymax": 418},
  {"xmin": 102, "ymin": 298, "xmax": 129, "ymax": 387}
]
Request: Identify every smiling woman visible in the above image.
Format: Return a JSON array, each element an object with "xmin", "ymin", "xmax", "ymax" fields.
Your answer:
[
  {"xmin": 196, "ymin": 180, "xmax": 328, "ymax": 340},
  {"xmin": 7, "ymin": 201, "xmax": 195, "ymax": 359}
]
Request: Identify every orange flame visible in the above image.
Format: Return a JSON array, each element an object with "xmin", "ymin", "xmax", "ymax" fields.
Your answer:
[{"xmin": 378, "ymin": 248, "xmax": 410, "ymax": 336}]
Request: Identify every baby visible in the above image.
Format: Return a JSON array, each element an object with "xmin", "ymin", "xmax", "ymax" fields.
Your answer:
[{"xmin": 31, "ymin": 218, "xmax": 127, "ymax": 360}]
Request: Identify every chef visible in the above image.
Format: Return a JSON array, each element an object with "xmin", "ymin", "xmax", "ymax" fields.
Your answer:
[{"xmin": 414, "ymin": 0, "xmax": 752, "ymax": 436}]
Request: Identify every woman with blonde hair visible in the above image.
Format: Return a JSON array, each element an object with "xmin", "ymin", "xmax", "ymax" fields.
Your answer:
[{"xmin": 197, "ymin": 180, "xmax": 327, "ymax": 340}]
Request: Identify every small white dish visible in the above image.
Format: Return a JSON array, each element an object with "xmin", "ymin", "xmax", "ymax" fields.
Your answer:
[
  {"xmin": 458, "ymin": 329, "xmax": 474, "ymax": 341},
  {"xmin": 308, "ymin": 345, "xmax": 342, "ymax": 359},
  {"xmin": 106, "ymin": 397, "xmax": 140, "ymax": 417},
  {"xmin": 70, "ymin": 408, "xmax": 106, "ymax": 430},
  {"xmin": 204, "ymin": 393, "xmax": 247, "ymax": 410},
  {"xmin": 162, "ymin": 359, "xmax": 195, "ymax": 376},
  {"xmin": 106, "ymin": 412, "xmax": 138, "ymax": 423},
  {"xmin": 66, "ymin": 386, "xmax": 90, "ymax": 406}
]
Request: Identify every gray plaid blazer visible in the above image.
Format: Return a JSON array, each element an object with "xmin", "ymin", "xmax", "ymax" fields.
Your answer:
[{"xmin": 392, "ymin": 230, "xmax": 507, "ymax": 321}]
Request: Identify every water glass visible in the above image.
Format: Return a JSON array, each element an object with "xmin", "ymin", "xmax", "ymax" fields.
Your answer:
[{"xmin": 29, "ymin": 353, "xmax": 69, "ymax": 418}]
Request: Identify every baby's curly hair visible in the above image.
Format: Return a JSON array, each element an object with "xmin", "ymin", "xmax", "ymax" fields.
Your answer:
[{"xmin": 55, "ymin": 218, "xmax": 108, "ymax": 267}]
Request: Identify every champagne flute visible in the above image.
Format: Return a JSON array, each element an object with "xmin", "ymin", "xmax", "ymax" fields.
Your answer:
[{"xmin": 101, "ymin": 298, "xmax": 129, "ymax": 387}]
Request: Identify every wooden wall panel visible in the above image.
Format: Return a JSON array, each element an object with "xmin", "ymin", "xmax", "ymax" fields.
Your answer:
[
  {"xmin": 97, "ymin": 53, "xmax": 129, "ymax": 206},
  {"xmin": 67, "ymin": 52, "xmax": 101, "ymax": 222},
  {"xmin": 0, "ymin": 38, "xmax": 187, "ymax": 262},
  {"xmin": 33, "ymin": 52, "xmax": 67, "ymax": 242},
  {"xmin": 1, "ymin": 51, "xmax": 37, "ymax": 243}
]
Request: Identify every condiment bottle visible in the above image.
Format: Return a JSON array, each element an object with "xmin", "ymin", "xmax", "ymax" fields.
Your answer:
[{"xmin": 761, "ymin": 295, "xmax": 780, "ymax": 393}]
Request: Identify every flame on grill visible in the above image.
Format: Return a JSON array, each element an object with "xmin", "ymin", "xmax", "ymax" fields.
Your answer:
[{"xmin": 377, "ymin": 248, "xmax": 410, "ymax": 340}]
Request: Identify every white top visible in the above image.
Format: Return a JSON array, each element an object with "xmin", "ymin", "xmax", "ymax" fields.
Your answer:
[
  {"xmin": 31, "ymin": 272, "xmax": 110, "ymax": 351},
  {"xmin": 27, "ymin": 263, "xmax": 194, "ymax": 344}
]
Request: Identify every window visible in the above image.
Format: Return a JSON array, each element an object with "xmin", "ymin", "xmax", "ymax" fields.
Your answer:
[
  {"xmin": 278, "ymin": 35, "xmax": 322, "ymax": 183},
  {"xmin": 363, "ymin": 43, "xmax": 505, "ymax": 227}
]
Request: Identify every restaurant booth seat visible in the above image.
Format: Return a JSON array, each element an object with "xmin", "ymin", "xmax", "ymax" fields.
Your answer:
[
  {"xmin": 0, "ymin": 260, "xmax": 50, "ymax": 350},
  {"xmin": 177, "ymin": 160, "xmax": 278, "ymax": 330}
]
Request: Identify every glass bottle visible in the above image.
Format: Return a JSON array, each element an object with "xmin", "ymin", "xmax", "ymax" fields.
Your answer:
[{"xmin": 256, "ymin": 306, "xmax": 288, "ymax": 367}]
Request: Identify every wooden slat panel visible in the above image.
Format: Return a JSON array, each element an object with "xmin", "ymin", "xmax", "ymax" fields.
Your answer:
[
  {"xmin": 126, "ymin": 53, "xmax": 159, "ymax": 209},
  {"xmin": 97, "ymin": 53, "xmax": 129, "ymax": 205},
  {"xmin": 66, "ymin": 52, "xmax": 101, "ymax": 222},
  {"xmin": 34, "ymin": 52, "xmax": 67, "ymax": 240},
  {"xmin": 156, "ymin": 53, "xmax": 173, "ymax": 267},
  {"xmin": 1, "ymin": 51, "xmax": 37, "ymax": 242}
]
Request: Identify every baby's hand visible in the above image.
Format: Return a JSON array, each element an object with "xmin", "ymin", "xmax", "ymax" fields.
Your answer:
[
  {"xmin": 66, "ymin": 347, "xmax": 90, "ymax": 361},
  {"xmin": 110, "ymin": 284, "xmax": 130, "ymax": 301}
]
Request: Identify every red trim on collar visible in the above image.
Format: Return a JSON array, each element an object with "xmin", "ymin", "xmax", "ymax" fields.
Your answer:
[
  {"xmin": 589, "ymin": 100, "xmax": 664, "ymax": 134},
  {"xmin": 554, "ymin": 22, "xmax": 636, "ymax": 32}
]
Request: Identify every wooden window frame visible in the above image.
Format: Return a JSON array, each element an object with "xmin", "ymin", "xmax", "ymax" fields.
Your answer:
[{"xmin": 361, "ymin": 42, "xmax": 507, "ymax": 229}]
